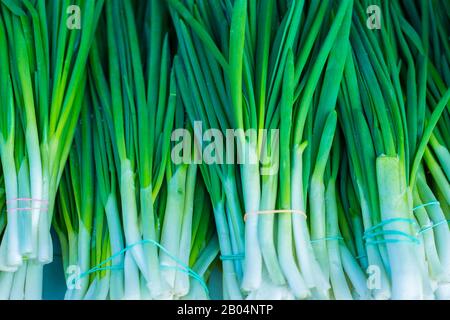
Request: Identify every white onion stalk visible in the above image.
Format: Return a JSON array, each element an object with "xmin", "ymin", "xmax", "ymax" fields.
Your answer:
[
  {"xmin": 174, "ymin": 164, "xmax": 198, "ymax": 297},
  {"xmin": 376, "ymin": 156, "xmax": 423, "ymax": 299}
]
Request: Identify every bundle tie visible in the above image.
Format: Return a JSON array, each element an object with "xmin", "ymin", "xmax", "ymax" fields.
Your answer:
[
  {"xmin": 417, "ymin": 220, "xmax": 450, "ymax": 235},
  {"xmin": 5, "ymin": 198, "xmax": 48, "ymax": 212},
  {"xmin": 244, "ymin": 209, "xmax": 307, "ymax": 221},
  {"xmin": 363, "ymin": 201, "xmax": 448, "ymax": 245},
  {"xmin": 413, "ymin": 201, "xmax": 440, "ymax": 211},
  {"xmin": 76, "ymin": 239, "xmax": 209, "ymax": 295},
  {"xmin": 220, "ymin": 253, "xmax": 245, "ymax": 261},
  {"xmin": 412, "ymin": 201, "xmax": 450, "ymax": 234},
  {"xmin": 310, "ymin": 236, "xmax": 344, "ymax": 243},
  {"xmin": 363, "ymin": 218, "xmax": 420, "ymax": 245}
]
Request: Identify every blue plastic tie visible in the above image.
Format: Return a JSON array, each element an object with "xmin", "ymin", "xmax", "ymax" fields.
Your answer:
[
  {"xmin": 413, "ymin": 201, "xmax": 440, "ymax": 211},
  {"xmin": 364, "ymin": 217, "xmax": 418, "ymax": 234},
  {"xmin": 358, "ymin": 201, "xmax": 446, "ymax": 253},
  {"xmin": 365, "ymin": 238, "xmax": 420, "ymax": 245},
  {"xmin": 220, "ymin": 253, "xmax": 245, "ymax": 261},
  {"xmin": 364, "ymin": 229, "xmax": 420, "ymax": 245},
  {"xmin": 363, "ymin": 218, "xmax": 419, "ymax": 245},
  {"xmin": 417, "ymin": 220, "xmax": 450, "ymax": 234},
  {"xmin": 77, "ymin": 239, "xmax": 209, "ymax": 295},
  {"xmin": 412, "ymin": 201, "xmax": 449, "ymax": 234},
  {"xmin": 310, "ymin": 236, "xmax": 344, "ymax": 243}
]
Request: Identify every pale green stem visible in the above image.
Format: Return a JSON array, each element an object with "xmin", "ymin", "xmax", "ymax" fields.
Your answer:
[
  {"xmin": 376, "ymin": 156, "xmax": 423, "ymax": 299},
  {"xmin": 175, "ymin": 164, "xmax": 197, "ymax": 297},
  {"xmin": 160, "ymin": 165, "xmax": 188, "ymax": 296},
  {"xmin": 240, "ymin": 139, "xmax": 262, "ymax": 292},
  {"xmin": 326, "ymin": 178, "xmax": 352, "ymax": 299}
]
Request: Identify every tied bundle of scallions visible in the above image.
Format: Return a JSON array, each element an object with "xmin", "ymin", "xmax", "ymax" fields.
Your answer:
[
  {"xmin": 0, "ymin": 0, "xmax": 448, "ymax": 301},
  {"xmin": 169, "ymin": 0, "xmax": 358, "ymax": 299},
  {"xmin": 52, "ymin": 0, "xmax": 220, "ymax": 300},
  {"xmin": 337, "ymin": 0, "xmax": 450, "ymax": 299},
  {"xmin": 0, "ymin": 0, "xmax": 103, "ymax": 299}
]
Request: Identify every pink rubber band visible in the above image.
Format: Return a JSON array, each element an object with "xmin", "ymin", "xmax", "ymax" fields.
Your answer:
[
  {"xmin": 6, "ymin": 207, "xmax": 48, "ymax": 212},
  {"xmin": 6, "ymin": 198, "xmax": 48, "ymax": 203}
]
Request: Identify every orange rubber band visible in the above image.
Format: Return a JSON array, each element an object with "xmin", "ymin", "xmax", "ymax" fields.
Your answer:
[{"xmin": 244, "ymin": 209, "xmax": 307, "ymax": 221}]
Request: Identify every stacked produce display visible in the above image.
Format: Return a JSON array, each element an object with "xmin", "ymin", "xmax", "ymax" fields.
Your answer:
[{"xmin": 0, "ymin": 0, "xmax": 448, "ymax": 300}]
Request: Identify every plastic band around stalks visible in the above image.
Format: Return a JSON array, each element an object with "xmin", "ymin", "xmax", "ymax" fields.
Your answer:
[
  {"xmin": 363, "ymin": 201, "xmax": 447, "ymax": 245},
  {"xmin": 244, "ymin": 209, "xmax": 307, "ymax": 221},
  {"xmin": 220, "ymin": 253, "xmax": 245, "ymax": 261},
  {"xmin": 363, "ymin": 218, "xmax": 420, "ymax": 245},
  {"xmin": 417, "ymin": 220, "xmax": 450, "ymax": 234},
  {"xmin": 310, "ymin": 236, "xmax": 344, "ymax": 243},
  {"xmin": 413, "ymin": 200, "xmax": 440, "ymax": 211},
  {"xmin": 76, "ymin": 239, "xmax": 209, "ymax": 295},
  {"xmin": 412, "ymin": 201, "xmax": 449, "ymax": 234},
  {"xmin": 6, "ymin": 198, "xmax": 49, "ymax": 203},
  {"xmin": 5, "ymin": 198, "xmax": 49, "ymax": 212}
]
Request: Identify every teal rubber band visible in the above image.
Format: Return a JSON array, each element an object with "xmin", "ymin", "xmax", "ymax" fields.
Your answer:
[
  {"xmin": 413, "ymin": 201, "xmax": 440, "ymax": 211},
  {"xmin": 363, "ymin": 230, "xmax": 420, "ymax": 244},
  {"xmin": 310, "ymin": 236, "xmax": 344, "ymax": 243},
  {"xmin": 77, "ymin": 239, "xmax": 209, "ymax": 295},
  {"xmin": 364, "ymin": 218, "xmax": 420, "ymax": 245},
  {"xmin": 364, "ymin": 217, "xmax": 417, "ymax": 235},
  {"xmin": 418, "ymin": 220, "xmax": 450, "ymax": 234},
  {"xmin": 365, "ymin": 238, "xmax": 419, "ymax": 245},
  {"xmin": 87, "ymin": 266, "xmax": 123, "ymax": 274},
  {"xmin": 220, "ymin": 253, "xmax": 244, "ymax": 261},
  {"xmin": 412, "ymin": 201, "xmax": 448, "ymax": 234}
]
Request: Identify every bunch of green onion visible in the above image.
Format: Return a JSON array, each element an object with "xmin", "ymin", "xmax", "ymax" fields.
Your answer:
[
  {"xmin": 169, "ymin": 0, "xmax": 361, "ymax": 299},
  {"xmin": 52, "ymin": 0, "xmax": 219, "ymax": 300},
  {"xmin": 0, "ymin": 0, "xmax": 103, "ymax": 299},
  {"xmin": 335, "ymin": 0, "xmax": 450, "ymax": 299},
  {"xmin": 0, "ymin": 0, "xmax": 448, "ymax": 301}
]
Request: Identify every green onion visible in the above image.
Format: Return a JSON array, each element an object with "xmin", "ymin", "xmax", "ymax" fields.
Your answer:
[
  {"xmin": 0, "ymin": 0, "xmax": 448, "ymax": 301},
  {"xmin": 0, "ymin": 0, "xmax": 103, "ymax": 299}
]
